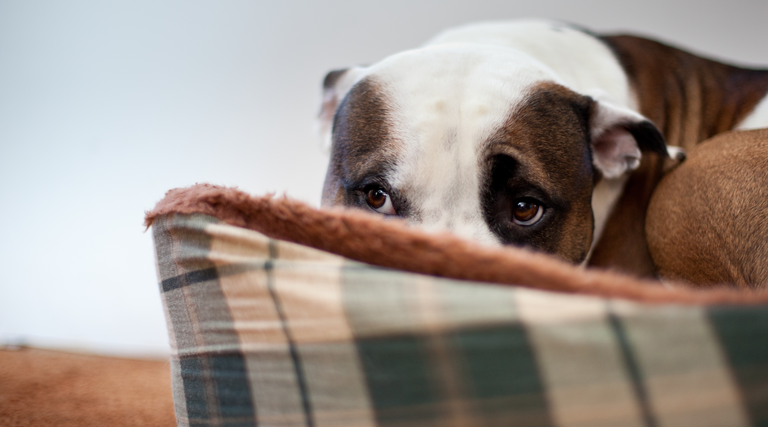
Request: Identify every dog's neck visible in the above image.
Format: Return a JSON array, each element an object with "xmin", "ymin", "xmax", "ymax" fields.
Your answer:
[
  {"xmin": 590, "ymin": 35, "xmax": 768, "ymax": 276},
  {"xmin": 602, "ymin": 35, "xmax": 768, "ymax": 151}
]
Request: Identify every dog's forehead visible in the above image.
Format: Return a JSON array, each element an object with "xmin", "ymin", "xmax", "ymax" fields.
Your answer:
[
  {"xmin": 362, "ymin": 45, "xmax": 564, "ymax": 168},
  {"xmin": 368, "ymin": 44, "xmax": 561, "ymax": 131}
]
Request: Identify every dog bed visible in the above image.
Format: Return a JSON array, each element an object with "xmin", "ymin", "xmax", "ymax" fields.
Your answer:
[{"xmin": 146, "ymin": 183, "xmax": 768, "ymax": 426}]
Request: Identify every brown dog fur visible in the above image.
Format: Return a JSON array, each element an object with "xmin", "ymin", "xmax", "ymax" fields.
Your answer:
[
  {"xmin": 647, "ymin": 128, "xmax": 768, "ymax": 289},
  {"xmin": 147, "ymin": 184, "xmax": 768, "ymax": 304}
]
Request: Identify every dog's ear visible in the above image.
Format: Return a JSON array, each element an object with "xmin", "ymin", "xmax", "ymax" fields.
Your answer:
[
  {"xmin": 588, "ymin": 95, "xmax": 667, "ymax": 179},
  {"xmin": 317, "ymin": 67, "xmax": 363, "ymax": 153}
]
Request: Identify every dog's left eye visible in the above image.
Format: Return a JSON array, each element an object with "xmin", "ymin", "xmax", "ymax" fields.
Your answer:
[
  {"xmin": 366, "ymin": 188, "xmax": 396, "ymax": 215},
  {"xmin": 512, "ymin": 199, "xmax": 544, "ymax": 226}
]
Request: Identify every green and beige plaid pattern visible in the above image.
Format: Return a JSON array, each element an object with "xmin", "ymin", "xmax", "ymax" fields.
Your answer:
[{"xmin": 152, "ymin": 212, "xmax": 768, "ymax": 426}]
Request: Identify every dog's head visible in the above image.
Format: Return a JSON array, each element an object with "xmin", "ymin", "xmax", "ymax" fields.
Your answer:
[{"xmin": 319, "ymin": 43, "xmax": 666, "ymax": 263}]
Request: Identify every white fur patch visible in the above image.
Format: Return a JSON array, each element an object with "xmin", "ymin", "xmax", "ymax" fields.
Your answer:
[
  {"xmin": 425, "ymin": 20, "xmax": 634, "ymax": 108},
  {"xmin": 736, "ymin": 92, "xmax": 768, "ymax": 131}
]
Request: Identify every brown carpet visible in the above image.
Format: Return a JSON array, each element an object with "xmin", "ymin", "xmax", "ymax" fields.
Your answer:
[{"xmin": 0, "ymin": 347, "xmax": 176, "ymax": 427}]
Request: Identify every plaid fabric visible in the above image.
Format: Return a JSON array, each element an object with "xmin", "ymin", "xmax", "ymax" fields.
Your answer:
[{"xmin": 152, "ymin": 212, "xmax": 768, "ymax": 426}]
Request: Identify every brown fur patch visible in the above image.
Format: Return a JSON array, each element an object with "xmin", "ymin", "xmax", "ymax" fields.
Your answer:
[
  {"xmin": 321, "ymin": 77, "xmax": 410, "ymax": 213},
  {"xmin": 147, "ymin": 184, "xmax": 768, "ymax": 304},
  {"xmin": 482, "ymin": 82, "xmax": 595, "ymax": 263},
  {"xmin": 601, "ymin": 35, "xmax": 768, "ymax": 151},
  {"xmin": 647, "ymin": 128, "xmax": 768, "ymax": 288}
]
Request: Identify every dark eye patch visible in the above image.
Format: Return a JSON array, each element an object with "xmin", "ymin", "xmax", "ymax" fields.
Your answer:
[
  {"xmin": 478, "ymin": 83, "xmax": 596, "ymax": 263},
  {"xmin": 482, "ymin": 154, "xmax": 560, "ymax": 244},
  {"xmin": 322, "ymin": 76, "xmax": 408, "ymax": 215}
]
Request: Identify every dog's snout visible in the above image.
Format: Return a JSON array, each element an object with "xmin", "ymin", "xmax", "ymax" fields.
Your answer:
[{"xmin": 415, "ymin": 214, "xmax": 500, "ymax": 246}]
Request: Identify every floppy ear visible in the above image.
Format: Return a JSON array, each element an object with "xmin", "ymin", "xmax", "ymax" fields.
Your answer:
[
  {"xmin": 317, "ymin": 67, "xmax": 363, "ymax": 153},
  {"xmin": 588, "ymin": 97, "xmax": 668, "ymax": 179}
]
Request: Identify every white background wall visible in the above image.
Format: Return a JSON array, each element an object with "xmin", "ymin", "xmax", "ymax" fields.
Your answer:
[{"xmin": 2, "ymin": 0, "xmax": 767, "ymax": 358}]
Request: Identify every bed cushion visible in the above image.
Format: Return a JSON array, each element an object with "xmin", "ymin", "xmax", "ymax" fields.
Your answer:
[{"xmin": 148, "ymin": 184, "xmax": 768, "ymax": 426}]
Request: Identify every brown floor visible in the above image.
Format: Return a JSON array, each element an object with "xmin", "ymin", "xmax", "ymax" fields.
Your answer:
[{"xmin": 0, "ymin": 346, "xmax": 176, "ymax": 426}]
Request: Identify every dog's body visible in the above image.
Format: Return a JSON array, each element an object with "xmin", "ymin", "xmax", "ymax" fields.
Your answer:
[
  {"xmin": 319, "ymin": 20, "xmax": 768, "ymax": 278},
  {"xmin": 647, "ymin": 129, "xmax": 768, "ymax": 288}
]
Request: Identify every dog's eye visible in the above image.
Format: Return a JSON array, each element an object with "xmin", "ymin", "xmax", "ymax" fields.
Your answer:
[
  {"xmin": 366, "ymin": 188, "xmax": 396, "ymax": 215},
  {"xmin": 512, "ymin": 199, "xmax": 544, "ymax": 226}
]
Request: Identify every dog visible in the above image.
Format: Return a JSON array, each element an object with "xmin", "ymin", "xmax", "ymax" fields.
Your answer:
[
  {"xmin": 318, "ymin": 20, "xmax": 768, "ymax": 278},
  {"xmin": 647, "ymin": 128, "xmax": 768, "ymax": 288}
]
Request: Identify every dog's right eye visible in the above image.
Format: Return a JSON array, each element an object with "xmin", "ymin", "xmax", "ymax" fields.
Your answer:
[{"xmin": 366, "ymin": 187, "xmax": 396, "ymax": 215}]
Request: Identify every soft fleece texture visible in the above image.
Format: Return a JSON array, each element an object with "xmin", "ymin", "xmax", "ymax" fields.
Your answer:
[{"xmin": 145, "ymin": 183, "xmax": 768, "ymax": 305}]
